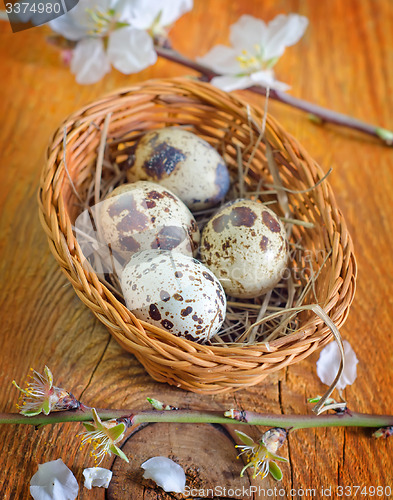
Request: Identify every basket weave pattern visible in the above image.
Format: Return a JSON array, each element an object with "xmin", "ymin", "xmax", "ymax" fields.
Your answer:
[{"xmin": 38, "ymin": 78, "xmax": 356, "ymax": 394}]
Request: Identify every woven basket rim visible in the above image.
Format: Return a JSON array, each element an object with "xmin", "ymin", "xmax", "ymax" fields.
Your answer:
[{"xmin": 38, "ymin": 77, "xmax": 357, "ymax": 392}]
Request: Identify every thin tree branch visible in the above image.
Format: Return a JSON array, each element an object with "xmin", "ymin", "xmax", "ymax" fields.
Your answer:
[{"xmin": 155, "ymin": 46, "xmax": 393, "ymax": 146}]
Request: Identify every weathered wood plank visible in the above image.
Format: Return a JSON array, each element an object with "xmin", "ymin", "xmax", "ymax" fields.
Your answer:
[{"xmin": 0, "ymin": 0, "xmax": 392, "ymax": 498}]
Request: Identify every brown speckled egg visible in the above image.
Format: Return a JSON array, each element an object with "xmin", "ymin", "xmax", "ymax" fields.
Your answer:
[
  {"xmin": 127, "ymin": 127, "xmax": 230, "ymax": 211},
  {"xmin": 120, "ymin": 250, "xmax": 226, "ymax": 341},
  {"xmin": 98, "ymin": 181, "xmax": 200, "ymax": 264},
  {"xmin": 200, "ymin": 199, "xmax": 288, "ymax": 298}
]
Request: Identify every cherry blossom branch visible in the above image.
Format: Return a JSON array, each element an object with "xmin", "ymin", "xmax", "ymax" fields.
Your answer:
[
  {"xmin": 155, "ymin": 46, "xmax": 393, "ymax": 146},
  {"xmin": 1, "ymin": 407, "xmax": 393, "ymax": 431},
  {"xmin": 5, "ymin": 367, "xmax": 393, "ymax": 432},
  {"xmin": 6, "ymin": 364, "xmax": 393, "ymax": 472}
]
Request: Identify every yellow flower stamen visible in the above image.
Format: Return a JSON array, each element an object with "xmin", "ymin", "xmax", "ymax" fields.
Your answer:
[
  {"xmin": 235, "ymin": 429, "xmax": 287, "ymax": 480},
  {"xmin": 236, "ymin": 44, "xmax": 267, "ymax": 72},
  {"xmin": 85, "ymin": 7, "xmax": 123, "ymax": 36}
]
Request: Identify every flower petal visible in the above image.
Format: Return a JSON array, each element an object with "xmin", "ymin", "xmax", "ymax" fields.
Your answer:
[
  {"xmin": 268, "ymin": 452, "xmax": 288, "ymax": 463},
  {"xmin": 124, "ymin": 0, "xmax": 193, "ymax": 30},
  {"xmin": 197, "ymin": 45, "xmax": 239, "ymax": 75},
  {"xmin": 263, "ymin": 14, "xmax": 309, "ymax": 61},
  {"xmin": 235, "ymin": 430, "xmax": 256, "ymax": 447},
  {"xmin": 157, "ymin": 0, "xmax": 193, "ymax": 27},
  {"xmin": 141, "ymin": 457, "xmax": 186, "ymax": 494},
  {"xmin": 269, "ymin": 461, "xmax": 283, "ymax": 481},
  {"xmin": 83, "ymin": 467, "xmax": 113, "ymax": 489},
  {"xmin": 83, "ymin": 422, "xmax": 96, "ymax": 432},
  {"xmin": 111, "ymin": 0, "xmax": 135, "ymax": 24},
  {"xmin": 109, "ymin": 444, "xmax": 129, "ymax": 463},
  {"xmin": 316, "ymin": 340, "xmax": 359, "ymax": 390},
  {"xmin": 250, "ymin": 70, "xmax": 291, "ymax": 92},
  {"xmin": 106, "ymin": 422, "xmax": 127, "ymax": 442},
  {"xmin": 209, "ymin": 75, "xmax": 255, "ymax": 92},
  {"xmin": 229, "ymin": 14, "xmax": 267, "ymax": 52},
  {"xmin": 22, "ymin": 409, "xmax": 42, "ymax": 417},
  {"xmin": 48, "ymin": 14, "xmax": 88, "ymax": 41},
  {"xmin": 44, "ymin": 366, "xmax": 53, "ymax": 387},
  {"xmin": 70, "ymin": 38, "xmax": 111, "ymax": 84},
  {"xmin": 49, "ymin": 0, "xmax": 119, "ymax": 39},
  {"xmin": 91, "ymin": 407, "xmax": 103, "ymax": 427},
  {"xmin": 107, "ymin": 27, "xmax": 157, "ymax": 74},
  {"xmin": 42, "ymin": 398, "xmax": 51, "ymax": 416},
  {"xmin": 30, "ymin": 459, "xmax": 78, "ymax": 500}
]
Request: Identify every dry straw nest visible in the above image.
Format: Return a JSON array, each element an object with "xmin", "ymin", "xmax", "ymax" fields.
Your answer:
[{"xmin": 38, "ymin": 77, "xmax": 356, "ymax": 394}]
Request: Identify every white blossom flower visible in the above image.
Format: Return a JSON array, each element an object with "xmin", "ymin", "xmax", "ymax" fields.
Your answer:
[
  {"xmin": 79, "ymin": 408, "xmax": 129, "ymax": 464},
  {"xmin": 49, "ymin": 0, "xmax": 131, "ymax": 40},
  {"xmin": 30, "ymin": 459, "xmax": 79, "ymax": 500},
  {"xmin": 124, "ymin": 0, "xmax": 193, "ymax": 37},
  {"xmin": 235, "ymin": 429, "xmax": 288, "ymax": 480},
  {"xmin": 49, "ymin": 0, "xmax": 157, "ymax": 84},
  {"xmin": 70, "ymin": 38, "xmax": 112, "ymax": 84},
  {"xmin": 141, "ymin": 457, "xmax": 186, "ymax": 494},
  {"xmin": 317, "ymin": 340, "xmax": 359, "ymax": 390},
  {"xmin": 197, "ymin": 13, "xmax": 308, "ymax": 92},
  {"xmin": 12, "ymin": 366, "xmax": 78, "ymax": 417},
  {"xmin": 83, "ymin": 467, "xmax": 113, "ymax": 489}
]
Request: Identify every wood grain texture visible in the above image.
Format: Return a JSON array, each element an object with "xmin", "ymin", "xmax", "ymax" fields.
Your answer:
[{"xmin": 0, "ymin": 0, "xmax": 392, "ymax": 498}]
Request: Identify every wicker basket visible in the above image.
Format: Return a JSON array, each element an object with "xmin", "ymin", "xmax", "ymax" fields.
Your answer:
[{"xmin": 38, "ymin": 77, "xmax": 356, "ymax": 394}]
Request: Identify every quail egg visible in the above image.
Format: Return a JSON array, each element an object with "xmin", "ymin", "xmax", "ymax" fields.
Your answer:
[
  {"xmin": 200, "ymin": 199, "xmax": 288, "ymax": 298},
  {"xmin": 120, "ymin": 250, "xmax": 226, "ymax": 341},
  {"xmin": 127, "ymin": 127, "xmax": 230, "ymax": 211},
  {"xmin": 98, "ymin": 181, "xmax": 200, "ymax": 265}
]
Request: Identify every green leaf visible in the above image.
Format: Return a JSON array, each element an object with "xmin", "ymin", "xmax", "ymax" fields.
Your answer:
[
  {"xmin": 91, "ymin": 408, "xmax": 102, "ymax": 427},
  {"xmin": 269, "ymin": 452, "xmax": 288, "ymax": 463},
  {"xmin": 307, "ymin": 395, "xmax": 322, "ymax": 404},
  {"xmin": 147, "ymin": 397, "xmax": 164, "ymax": 410},
  {"xmin": 308, "ymin": 114, "xmax": 324, "ymax": 125},
  {"xmin": 269, "ymin": 461, "xmax": 283, "ymax": 481},
  {"xmin": 308, "ymin": 395, "xmax": 337, "ymax": 406},
  {"xmin": 235, "ymin": 430, "xmax": 255, "ymax": 447},
  {"xmin": 376, "ymin": 127, "xmax": 393, "ymax": 145},
  {"xmin": 44, "ymin": 366, "xmax": 53, "ymax": 387},
  {"xmin": 109, "ymin": 444, "xmax": 129, "ymax": 463},
  {"xmin": 42, "ymin": 399, "xmax": 51, "ymax": 415},
  {"xmin": 83, "ymin": 422, "xmax": 96, "ymax": 432},
  {"xmin": 106, "ymin": 422, "xmax": 126, "ymax": 442},
  {"xmin": 21, "ymin": 409, "xmax": 42, "ymax": 417}
]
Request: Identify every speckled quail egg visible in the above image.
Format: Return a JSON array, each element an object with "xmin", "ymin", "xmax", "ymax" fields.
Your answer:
[
  {"xmin": 127, "ymin": 127, "xmax": 230, "ymax": 211},
  {"xmin": 98, "ymin": 181, "xmax": 200, "ymax": 265},
  {"xmin": 120, "ymin": 250, "xmax": 226, "ymax": 341},
  {"xmin": 200, "ymin": 199, "xmax": 288, "ymax": 299}
]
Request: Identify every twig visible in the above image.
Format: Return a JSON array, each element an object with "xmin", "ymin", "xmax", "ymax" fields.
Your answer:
[
  {"xmin": 237, "ymin": 290, "xmax": 272, "ymax": 344},
  {"xmin": 95, "ymin": 113, "xmax": 112, "ymax": 205},
  {"xmin": 62, "ymin": 127, "xmax": 83, "ymax": 205},
  {"xmin": 1, "ymin": 408, "xmax": 393, "ymax": 431},
  {"xmin": 280, "ymin": 217, "xmax": 315, "ymax": 228},
  {"xmin": 265, "ymin": 140, "xmax": 291, "ymax": 219},
  {"xmin": 154, "ymin": 46, "xmax": 393, "ymax": 146},
  {"xmin": 264, "ymin": 167, "xmax": 333, "ymax": 194}
]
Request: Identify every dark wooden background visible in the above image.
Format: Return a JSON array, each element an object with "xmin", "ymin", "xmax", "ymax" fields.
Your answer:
[{"xmin": 0, "ymin": 0, "xmax": 392, "ymax": 498}]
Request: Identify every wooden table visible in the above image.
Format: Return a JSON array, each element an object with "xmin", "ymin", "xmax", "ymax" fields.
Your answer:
[{"xmin": 1, "ymin": 0, "xmax": 392, "ymax": 498}]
